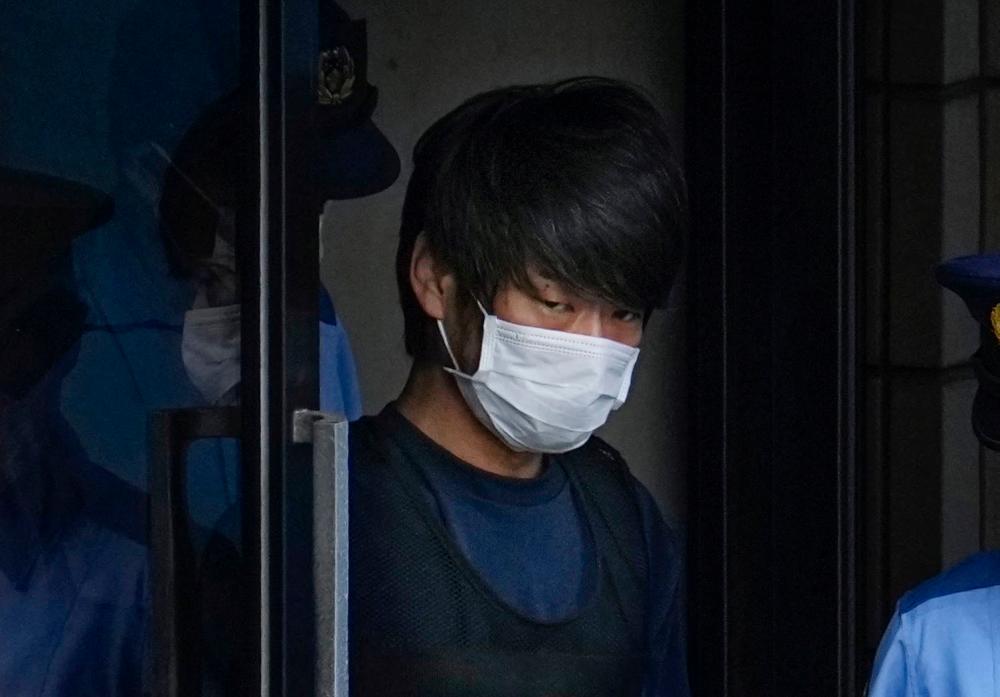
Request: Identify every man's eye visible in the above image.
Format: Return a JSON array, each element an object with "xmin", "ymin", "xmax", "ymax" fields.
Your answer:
[
  {"xmin": 613, "ymin": 309, "xmax": 642, "ymax": 322},
  {"xmin": 542, "ymin": 299, "xmax": 572, "ymax": 312}
]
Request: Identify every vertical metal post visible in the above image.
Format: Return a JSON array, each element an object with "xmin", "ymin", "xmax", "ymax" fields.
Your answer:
[
  {"xmin": 256, "ymin": 0, "xmax": 321, "ymax": 694},
  {"xmin": 297, "ymin": 410, "xmax": 350, "ymax": 697},
  {"xmin": 256, "ymin": 1, "xmax": 274, "ymax": 692}
]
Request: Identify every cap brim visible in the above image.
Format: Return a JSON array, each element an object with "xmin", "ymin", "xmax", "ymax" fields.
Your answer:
[
  {"xmin": 0, "ymin": 167, "xmax": 113, "ymax": 303},
  {"xmin": 315, "ymin": 118, "xmax": 401, "ymax": 200},
  {"xmin": 937, "ymin": 253, "xmax": 1000, "ymax": 320},
  {"xmin": 0, "ymin": 166, "xmax": 113, "ymax": 238}
]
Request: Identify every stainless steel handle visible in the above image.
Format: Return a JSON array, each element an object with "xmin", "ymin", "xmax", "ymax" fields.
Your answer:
[{"xmin": 293, "ymin": 409, "xmax": 349, "ymax": 697}]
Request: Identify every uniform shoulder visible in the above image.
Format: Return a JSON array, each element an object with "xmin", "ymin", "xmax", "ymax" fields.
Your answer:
[{"xmin": 898, "ymin": 550, "xmax": 1000, "ymax": 615}]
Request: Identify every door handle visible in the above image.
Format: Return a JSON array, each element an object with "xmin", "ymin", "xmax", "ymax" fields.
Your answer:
[
  {"xmin": 149, "ymin": 406, "xmax": 241, "ymax": 697},
  {"xmin": 292, "ymin": 409, "xmax": 349, "ymax": 697}
]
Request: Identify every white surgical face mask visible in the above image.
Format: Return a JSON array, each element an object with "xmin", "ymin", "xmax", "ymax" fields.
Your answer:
[
  {"xmin": 182, "ymin": 303, "xmax": 241, "ymax": 405},
  {"xmin": 437, "ymin": 302, "xmax": 640, "ymax": 453}
]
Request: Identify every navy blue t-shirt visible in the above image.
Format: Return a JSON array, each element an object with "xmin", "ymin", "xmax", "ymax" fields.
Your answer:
[{"xmin": 375, "ymin": 405, "xmax": 689, "ymax": 696}]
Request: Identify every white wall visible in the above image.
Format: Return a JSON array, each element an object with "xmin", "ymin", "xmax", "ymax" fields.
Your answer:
[{"xmin": 322, "ymin": 0, "xmax": 686, "ymax": 518}]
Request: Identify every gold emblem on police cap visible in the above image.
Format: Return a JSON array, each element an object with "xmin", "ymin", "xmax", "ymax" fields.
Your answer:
[
  {"xmin": 317, "ymin": 47, "xmax": 355, "ymax": 106},
  {"xmin": 991, "ymin": 304, "xmax": 1000, "ymax": 343}
]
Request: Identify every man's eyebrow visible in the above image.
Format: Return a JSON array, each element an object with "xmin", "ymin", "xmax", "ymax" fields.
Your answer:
[
  {"xmin": 530, "ymin": 268, "xmax": 563, "ymax": 286},
  {"xmin": 526, "ymin": 269, "xmax": 595, "ymax": 300}
]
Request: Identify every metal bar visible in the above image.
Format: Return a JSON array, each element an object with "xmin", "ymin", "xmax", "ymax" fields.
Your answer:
[
  {"xmin": 839, "ymin": 0, "xmax": 860, "ymax": 692},
  {"xmin": 150, "ymin": 407, "xmax": 242, "ymax": 697},
  {"xmin": 257, "ymin": 1, "xmax": 322, "ymax": 693},
  {"xmin": 150, "ymin": 411, "xmax": 180, "ymax": 697},
  {"xmin": 309, "ymin": 412, "xmax": 350, "ymax": 697},
  {"xmin": 258, "ymin": 0, "xmax": 281, "ymax": 692},
  {"xmin": 235, "ymin": 1, "xmax": 265, "ymax": 695}
]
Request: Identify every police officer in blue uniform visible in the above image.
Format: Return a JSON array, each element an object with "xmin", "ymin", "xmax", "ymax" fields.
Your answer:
[
  {"xmin": 867, "ymin": 252, "xmax": 1000, "ymax": 696},
  {"xmin": 348, "ymin": 78, "xmax": 690, "ymax": 697},
  {"xmin": 0, "ymin": 169, "xmax": 149, "ymax": 696}
]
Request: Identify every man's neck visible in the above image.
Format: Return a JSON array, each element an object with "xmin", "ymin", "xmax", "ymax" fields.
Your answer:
[{"xmin": 395, "ymin": 360, "xmax": 543, "ymax": 479}]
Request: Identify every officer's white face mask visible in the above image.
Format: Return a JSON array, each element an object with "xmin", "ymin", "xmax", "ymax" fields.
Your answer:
[
  {"xmin": 181, "ymin": 209, "xmax": 241, "ymax": 405},
  {"xmin": 182, "ymin": 303, "xmax": 241, "ymax": 405},
  {"xmin": 437, "ymin": 302, "xmax": 640, "ymax": 453}
]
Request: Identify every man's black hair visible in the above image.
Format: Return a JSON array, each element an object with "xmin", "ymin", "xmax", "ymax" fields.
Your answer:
[{"xmin": 397, "ymin": 76, "xmax": 688, "ymax": 357}]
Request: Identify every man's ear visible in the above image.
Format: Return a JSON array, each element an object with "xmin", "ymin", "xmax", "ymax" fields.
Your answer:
[{"xmin": 409, "ymin": 232, "xmax": 453, "ymax": 320}]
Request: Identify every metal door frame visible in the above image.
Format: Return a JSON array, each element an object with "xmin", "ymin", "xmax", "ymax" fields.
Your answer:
[{"xmin": 244, "ymin": 0, "xmax": 322, "ymax": 694}]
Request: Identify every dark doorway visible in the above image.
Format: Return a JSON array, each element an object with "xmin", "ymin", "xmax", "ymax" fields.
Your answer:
[{"xmin": 685, "ymin": 1, "xmax": 861, "ymax": 694}]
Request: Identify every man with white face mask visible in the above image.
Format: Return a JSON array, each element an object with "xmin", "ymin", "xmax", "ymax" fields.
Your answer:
[{"xmin": 349, "ymin": 78, "xmax": 689, "ymax": 696}]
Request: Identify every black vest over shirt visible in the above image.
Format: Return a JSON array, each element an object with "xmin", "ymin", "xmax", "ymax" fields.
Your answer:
[{"xmin": 348, "ymin": 411, "xmax": 650, "ymax": 697}]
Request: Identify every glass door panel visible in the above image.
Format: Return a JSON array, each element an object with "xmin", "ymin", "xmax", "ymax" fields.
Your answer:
[{"xmin": 0, "ymin": 1, "xmax": 271, "ymax": 695}]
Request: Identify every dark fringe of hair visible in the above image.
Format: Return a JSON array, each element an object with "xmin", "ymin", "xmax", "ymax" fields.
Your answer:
[{"xmin": 397, "ymin": 76, "xmax": 688, "ymax": 357}]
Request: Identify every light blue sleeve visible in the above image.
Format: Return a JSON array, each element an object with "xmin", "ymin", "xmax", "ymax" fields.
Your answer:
[
  {"xmin": 319, "ymin": 317, "xmax": 363, "ymax": 421},
  {"xmin": 867, "ymin": 608, "xmax": 911, "ymax": 697}
]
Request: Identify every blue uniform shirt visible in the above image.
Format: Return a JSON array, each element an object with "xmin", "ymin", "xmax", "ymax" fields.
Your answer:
[
  {"xmin": 0, "ymin": 432, "xmax": 149, "ymax": 696},
  {"xmin": 868, "ymin": 550, "xmax": 1000, "ymax": 697}
]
